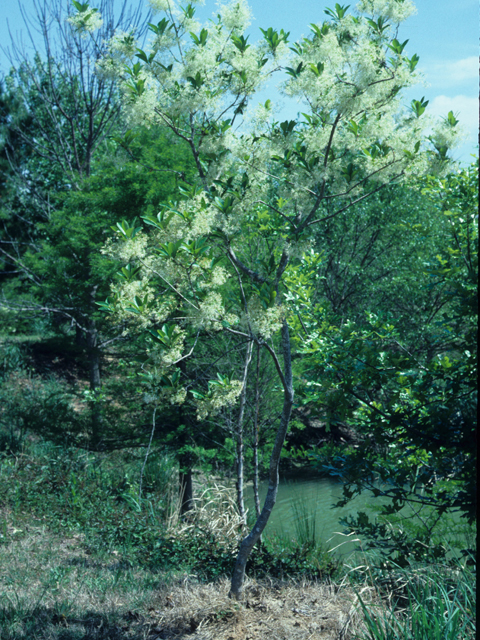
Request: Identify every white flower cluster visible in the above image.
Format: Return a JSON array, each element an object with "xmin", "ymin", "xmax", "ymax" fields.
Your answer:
[
  {"xmin": 109, "ymin": 30, "xmax": 137, "ymax": 57},
  {"xmin": 148, "ymin": 329, "xmax": 186, "ymax": 369},
  {"xmin": 96, "ymin": 30, "xmax": 138, "ymax": 78},
  {"xmin": 112, "ymin": 0, "xmax": 272, "ymax": 132},
  {"xmin": 67, "ymin": 8, "xmax": 103, "ymax": 37},
  {"xmin": 196, "ymin": 379, "xmax": 243, "ymax": 420},
  {"xmin": 192, "ymin": 291, "xmax": 238, "ymax": 331},
  {"xmin": 245, "ymin": 297, "xmax": 283, "ymax": 340},
  {"xmin": 94, "ymin": 0, "xmax": 462, "ymax": 427},
  {"xmin": 109, "ymin": 233, "xmax": 148, "ymax": 264},
  {"xmin": 356, "ymin": 0, "xmax": 416, "ymax": 22},
  {"xmin": 217, "ymin": 0, "xmax": 252, "ymax": 31},
  {"xmin": 148, "ymin": 0, "xmax": 174, "ymax": 14}
]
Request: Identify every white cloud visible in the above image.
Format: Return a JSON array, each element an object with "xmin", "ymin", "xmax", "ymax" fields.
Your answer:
[{"xmin": 423, "ymin": 56, "xmax": 478, "ymax": 89}]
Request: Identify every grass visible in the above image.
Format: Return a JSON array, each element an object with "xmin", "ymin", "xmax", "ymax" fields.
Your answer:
[
  {"xmin": 0, "ymin": 435, "xmax": 341, "ymax": 583},
  {"xmin": 0, "ymin": 526, "xmax": 362, "ymax": 640},
  {"xmin": 0, "ymin": 524, "xmax": 474, "ymax": 640},
  {"xmin": 0, "ymin": 430, "xmax": 476, "ymax": 639},
  {"xmin": 353, "ymin": 561, "xmax": 476, "ymax": 640},
  {"xmin": 0, "ymin": 528, "xmax": 163, "ymax": 639}
]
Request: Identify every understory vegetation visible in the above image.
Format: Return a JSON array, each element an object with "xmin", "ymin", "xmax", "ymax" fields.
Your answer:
[{"xmin": 0, "ymin": 420, "xmax": 476, "ymax": 639}]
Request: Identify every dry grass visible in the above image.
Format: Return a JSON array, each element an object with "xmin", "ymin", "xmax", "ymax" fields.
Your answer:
[
  {"xmin": 0, "ymin": 524, "xmax": 372, "ymax": 640},
  {"xmin": 166, "ymin": 483, "xmax": 246, "ymax": 546},
  {"xmin": 148, "ymin": 577, "xmax": 368, "ymax": 640}
]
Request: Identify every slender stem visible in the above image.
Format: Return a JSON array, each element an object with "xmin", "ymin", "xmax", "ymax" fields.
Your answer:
[
  {"xmin": 230, "ymin": 320, "xmax": 294, "ymax": 600},
  {"xmin": 253, "ymin": 343, "xmax": 262, "ymax": 520},
  {"xmin": 139, "ymin": 404, "xmax": 157, "ymax": 502},
  {"xmin": 235, "ymin": 340, "xmax": 253, "ymax": 521}
]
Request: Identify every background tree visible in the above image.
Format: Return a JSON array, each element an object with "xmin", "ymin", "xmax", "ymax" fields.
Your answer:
[
  {"xmin": 301, "ymin": 161, "xmax": 477, "ymax": 561},
  {"xmin": 1, "ymin": 115, "xmax": 195, "ymax": 447},
  {"xmin": 0, "ymin": 0, "xmax": 150, "ymax": 425}
]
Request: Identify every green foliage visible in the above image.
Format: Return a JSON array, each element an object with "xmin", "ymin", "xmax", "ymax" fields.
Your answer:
[
  {"xmin": 15, "ymin": 128, "xmax": 193, "ymax": 313},
  {"xmin": 0, "ymin": 338, "xmax": 172, "ymax": 451},
  {"xmin": 294, "ymin": 162, "xmax": 477, "ymax": 549},
  {"xmin": 355, "ymin": 561, "xmax": 476, "ymax": 640},
  {"xmin": 0, "ymin": 0, "xmax": 475, "ymax": 604}
]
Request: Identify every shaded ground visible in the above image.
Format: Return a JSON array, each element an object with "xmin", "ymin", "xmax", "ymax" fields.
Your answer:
[{"xmin": 0, "ymin": 523, "xmax": 367, "ymax": 640}]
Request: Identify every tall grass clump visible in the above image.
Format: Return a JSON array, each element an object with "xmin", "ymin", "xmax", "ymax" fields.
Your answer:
[
  {"xmin": 251, "ymin": 498, "xmax": 340, "ymax": 582},
  {"xmin": 352, "ymin": 553, "xmax": 476, "ymax": 640}
]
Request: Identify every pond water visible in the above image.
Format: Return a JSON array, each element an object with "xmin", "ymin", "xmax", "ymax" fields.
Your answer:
[
  {"xmin": 244, "ymin": 472, "xmax": 385, "ymax": 557},
  {"xmin": 243, "ymin": 472, "xmax": 473, "ymax": 560}
]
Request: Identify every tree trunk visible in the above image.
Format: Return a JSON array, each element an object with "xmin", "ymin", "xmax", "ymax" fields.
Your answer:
[
  {"xmin": 85, "ymin": 286, "xmax": 103, "ymax": 448},
  {"xmin": 235, "ymin": 341, "xmax": 253, "ymax": 521},
  {"xmin": 86, "ymin": 318, "xmax": 101, "ymax": 391},
  {"xmin": 229, "ymin": 321, "xmax": 294, "ymax": 600},
  {"xmin": 177, "ymin": 360, "xmax": 194, "ymax": 516},
  {"xmin": 252, "ymin": 343, "xmax": 262, "ymax": 520},
  {"xmin": 179, "ymin": 455, "xmax": 194, "ymax": 515}
]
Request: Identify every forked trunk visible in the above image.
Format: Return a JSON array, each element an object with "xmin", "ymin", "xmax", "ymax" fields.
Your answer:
[{"xmin": 229, "ymin": 322, "xmax": 294, "ymax": 600}]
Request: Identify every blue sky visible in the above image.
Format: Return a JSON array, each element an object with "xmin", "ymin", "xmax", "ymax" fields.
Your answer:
[{"xmin": 1, "ymin": 0, "xmax": 478, "ymax": 163}]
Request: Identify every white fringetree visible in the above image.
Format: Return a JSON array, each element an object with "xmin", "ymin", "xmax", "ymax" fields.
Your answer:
[{"xmin": 77, "ymin": 0, "xmax": 461, "ymax": 598}]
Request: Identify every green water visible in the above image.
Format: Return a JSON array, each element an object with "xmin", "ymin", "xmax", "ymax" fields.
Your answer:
[
  {"xmin": 244, "ymin": 473, "xmax": 473, "ymax": 559},
  {"xmin": 244, "ymin": 473, "xmax": 384, "ymax": 557}
]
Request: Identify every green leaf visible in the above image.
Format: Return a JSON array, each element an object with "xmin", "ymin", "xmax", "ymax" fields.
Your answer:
[
  {"xmin": 310, "ymin": 22, "xmax": 330, "ymax": 39},
  {"xmin": 186, "ymin": 72, "xmax": 204, "ymax": 90},
  {"xmin": 96, "ymin": 298, "xmax": 113, "ymax": 312},
  {"xmin": 231, "ymin": 34, "xmax": 250, "ymax": 53},
  {"xmin": 182, "ymin": 237, "xmax": 210, "ymax": 258},
  {"xmin": 260, "ymin": 27, "xmax": 289, "ymax": 53},
  {"xmin": 406, "ymin": 53, "xmax": 419, "ymax": 71},
  {"xmin": 124, "ymin": 61, "xmax": 143, "ymax": 78},
  {"xmin": 285, "ymin": 62, "xmax": 304, "ymax": 78},
  {"xmin": 388, "ymin": 38, "xmax": 409, "ymax": 55},
  {"xmin": 125, "ymin": 294, "xmax": 152, "ymax": 314},
  {"xmin": 150, "ymin": 323, "xmax": 176, "ymax": 347},
  {"xmin": 116, "ymin": 264, "xmax": 141, "ymax": 282},
  {"xmin": 190, "ymin": 28, "xmax": 208, "ymax": 47},
  {"xmin": 135, "ymin": 48, "xmax": 155, "ymax": 64},
  {"xmin": 125, "ymin": 79, "xmax": 146, "ymax": 97},
  {"xmin": 111, "ymin": 219, "xmax": 142, "ymax": 239},
  {"xmin": 148, "ymin": 18, "xmax": 172, "ymax": 36},
  {"xmin": 324, "ymin": 3, "xmax": 350, "ymax": 21},
  {"xmin": 155, "ymin": 239, "xmax": 185, "ymax": 259},
  {"xmin": 72, "ymin": 0, "xmax": 90, "ymax": 12},
  {"xmin": 444, "ymin": 110, "xmax": 459, "ymax": 127},
  {"xmin": 308, "ymin": 62, "xmax": 324, "ymax": 77},
  {"xmin": 280, "ymin": 120, "xmax": 296, "ymax": 136},
  {"xmin": 142, "ymin": 209, "xmax": 175, "ymax": 231},
  {"xmin": 366, "ymin": 16, "xmax": 390, "ymax": 34}
]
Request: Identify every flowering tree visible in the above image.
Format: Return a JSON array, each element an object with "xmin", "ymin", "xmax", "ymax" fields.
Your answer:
[{"xmin": 80, "ymin": 0, "xmax": 461, "ymax": 597}]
